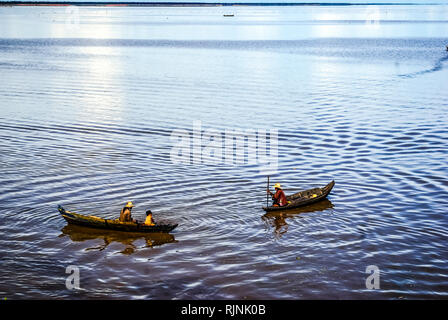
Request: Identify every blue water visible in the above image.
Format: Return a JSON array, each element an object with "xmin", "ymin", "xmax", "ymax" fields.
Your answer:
[{"xmin": 0, "ymin": 4, "xmax": 447, "ymax": 299}]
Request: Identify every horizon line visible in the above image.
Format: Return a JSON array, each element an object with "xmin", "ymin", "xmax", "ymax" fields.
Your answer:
[{"xmin": 0, "ymin": 1, "xmax": 444, "ymax": 7}]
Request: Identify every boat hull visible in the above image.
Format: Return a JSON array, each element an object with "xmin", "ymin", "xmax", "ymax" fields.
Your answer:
[
  {"xmin": 262, "ymin": 180, "xmax": 335, "ymax": 212},
  {"xmin": 58, "ymin": 206, "xmax": 178, "ymax": 233}
]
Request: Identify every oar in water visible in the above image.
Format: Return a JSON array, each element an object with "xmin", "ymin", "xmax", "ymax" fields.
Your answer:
[{"xmin": 266, "ymin": 176, "xmax": 270, "ymax": 207}]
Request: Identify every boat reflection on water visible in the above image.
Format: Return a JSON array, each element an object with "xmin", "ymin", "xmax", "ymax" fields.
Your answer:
[
  {"xmin": 59, "ymin": 224, "xmax": 178, "ymax": 254},
  {"xmin": 262, "ymin": 199, "xmax": 334, "ymax": 238}
]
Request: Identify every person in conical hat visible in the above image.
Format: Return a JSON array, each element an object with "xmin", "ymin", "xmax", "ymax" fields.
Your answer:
[
  {"xmin": 119, "ymin": 201, "xmax": 136, "ymax": 222},
  {"xmin": 267, "ymin": 183, "xmax": 288, "ymax": 207}
]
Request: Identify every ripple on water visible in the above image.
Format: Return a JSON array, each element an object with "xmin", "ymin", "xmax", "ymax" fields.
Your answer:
[{"xmin": 1, "ymin": 7, "xmax": 448, "ymax": 299}]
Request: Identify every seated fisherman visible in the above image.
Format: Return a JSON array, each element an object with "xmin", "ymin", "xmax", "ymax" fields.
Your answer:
[
  {"xmin": 119, "ymin": 201, "xmax": 136, "ymax": 222},
  {"xmin": 267, "ymin": 183, "xmax": 288, "ymax": 207},
  {"xmin": 144, "ymin": 210, "xmax": 155, "ymax": 226}
]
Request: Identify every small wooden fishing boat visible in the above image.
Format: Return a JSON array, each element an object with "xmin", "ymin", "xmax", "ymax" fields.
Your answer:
[
  {"xmin": 58, "ymin": 205, "xmax": 178, "ymax": 233},
  {"xmin": 262, "ymin": 180, "xmax": 335, "ymax": 212}
]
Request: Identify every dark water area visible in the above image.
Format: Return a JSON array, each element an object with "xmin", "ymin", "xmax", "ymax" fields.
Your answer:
[{"xmin": 0, "ymin": 5, "xmax": 447, "ymax": 299}]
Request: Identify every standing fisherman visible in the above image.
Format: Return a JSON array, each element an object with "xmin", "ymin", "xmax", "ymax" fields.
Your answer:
[{"xmin": 267, "ymin": 183, "xmax": 288, "ymax": 207}]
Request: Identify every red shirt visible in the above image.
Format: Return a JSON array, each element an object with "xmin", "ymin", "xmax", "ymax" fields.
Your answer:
[{"xmin": 273, "ymin": 189, "xmax": 288, "ymax": 206}]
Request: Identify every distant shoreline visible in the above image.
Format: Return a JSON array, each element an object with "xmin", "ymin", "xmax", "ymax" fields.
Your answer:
[{"xmin": 0, "ymin": 1, "xmax": 434, "ymax": 7}]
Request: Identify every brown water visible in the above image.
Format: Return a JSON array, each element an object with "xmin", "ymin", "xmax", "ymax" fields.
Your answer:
[{"xmin": 0, "ymin": 5, "xmax": 448, "ymax": 299}]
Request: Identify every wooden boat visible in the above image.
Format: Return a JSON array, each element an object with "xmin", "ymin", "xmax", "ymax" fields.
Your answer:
[
  {"xmin": 263, "ymin": 198, "xmax": 334, "ymax": 218},
  {"xmin": 262, "ymin": 180, "xmax": 335, "ymax": 212},
  {"xmin": 58, "ymin": 205, "xmax": 178, "ymax": 233}
]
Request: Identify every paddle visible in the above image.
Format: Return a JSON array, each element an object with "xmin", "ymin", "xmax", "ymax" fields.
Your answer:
[{"xmin": 266, "ymin": 176, "xmax": 270, "ymax": 207}]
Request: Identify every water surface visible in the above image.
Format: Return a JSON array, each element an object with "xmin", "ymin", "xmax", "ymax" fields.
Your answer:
[{"xmin": 0, "ymin": 5, "xmax": 447, "ymax": 299}]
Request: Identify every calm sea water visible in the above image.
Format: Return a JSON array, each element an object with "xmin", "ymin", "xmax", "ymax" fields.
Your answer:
[{"xmin": 0, "ymin": 5, "xmax": 447, "ymax": 299}]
